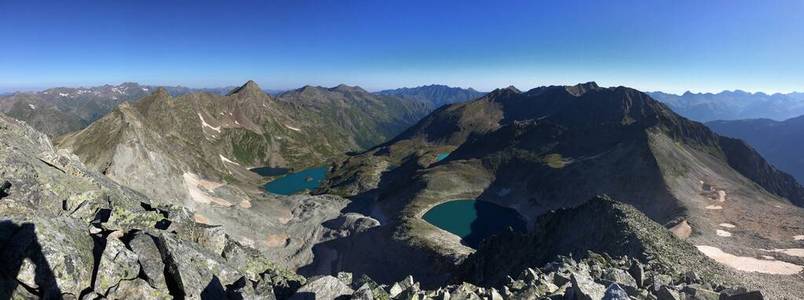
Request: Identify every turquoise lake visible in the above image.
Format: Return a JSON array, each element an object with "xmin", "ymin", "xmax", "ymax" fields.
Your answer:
[
  {"xmin": 263, "ymin": 166, "xmax": 327, "ymax": 195},
  {"xmin": 434, "ymin": 152, "xmax": 451, "ymax": 162},
  {"xmin": 422, "ymin": 199, "xmax": 527, "ymax": 248}
]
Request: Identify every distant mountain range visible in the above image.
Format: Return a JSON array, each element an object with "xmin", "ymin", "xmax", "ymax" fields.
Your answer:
[
  {"xmin": 0, "ymin": 83, "xmax": 237, "ymax": 137},
  {"xmin": 649, "ymin": 90, "xmax": 804, "ymax": 122},
  {"xmin": 707, "ymin": 115, "xmax": 804, "ymax": 184},
  {"xmin": 376, "ymin": 84, "xmax": 485, "ymax": 107}
]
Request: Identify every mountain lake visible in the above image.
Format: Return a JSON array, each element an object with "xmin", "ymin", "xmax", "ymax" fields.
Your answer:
[
  {"xmin": 262, "ymin": 166, "xmax": 327, "ymax": 195},
  {"xmin": 422, "ymin": 199, "xmax": 527, "ymax": 248}
]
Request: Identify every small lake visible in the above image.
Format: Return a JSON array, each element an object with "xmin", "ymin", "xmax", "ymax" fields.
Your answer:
[
  {"xmin": 263, "ymin": 166, "xmax": 327, "ymax": 195},
  {"xmin": 250, "ymin": 167, "xmax": 290, "ymax": 177},
  {"xmin": 422, "ymin": 199, "xmax": 526, "ymax": 248},
  {"xmin": 434, "ymin": 151, "xmax": 451, "ymax": 162}
]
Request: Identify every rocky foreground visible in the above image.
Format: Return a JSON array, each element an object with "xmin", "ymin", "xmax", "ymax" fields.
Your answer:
[{"xmin": 288, "ymin": 253, "xmax": 764, "ymax": 300}]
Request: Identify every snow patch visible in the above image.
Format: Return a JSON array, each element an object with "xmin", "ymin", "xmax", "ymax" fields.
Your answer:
[
  {"xmin": 719, "ymin": 223, "xmax": 736, "ymax": 228},
  {"xmin": 705, "ymin": 205, "xmax": 722, "ymax": 210},
  {"xmin": 198, "ymin": 113, "xmax": 221, "ymax": 133},
  {"xmin": 760, "ymin": 248, "xmax": 804, "ymax": 258},
  {"xmin": 794, "ymin": 235, "xmax": 804, "ymax": 241},
  {"xmin": 285, "ymin": 124, "xmax": 301, "ymax": 132},
  {"xmin": 183, "ymin": 172, "xmax": 232, "ymax": 207},
  {"xmin": 695, "ymin": 245, "xmax": 803, "ymax": 275},
  {"xmin": 219, "ymin": 154, "xmax": 240, "ymax": 166},
  {"xmin": 717, "ymin": 190, "xmax": 727, "ymax": 202},
  {"xmin": 716, "ymin": 230, "xmax": 732, "ymax": 237},
  {"xmin": 761, "ymin": 255, "xmax": 775, "ymax": 260},
  {"xmin": 58, "ymin": 93, "xmax": 69, "ymax": 97},
  {"xmin": 27, "ymin": 104, "xmax": 36, "ymax": 110}
]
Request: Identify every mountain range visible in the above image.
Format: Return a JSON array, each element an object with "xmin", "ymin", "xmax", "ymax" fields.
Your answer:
[
  {"xmin": 707, "ymin": 115, "xmax": 804, "ymax": 184},
  {"xmin": 52, "ymin": 81, "xmax": 432, "ymax": 273},
  {"xmin": 649, "ymin": 90, "xmax": 804, "ymax": 122},
  {"xmin": 312, "ymin": 82, "xmax": 804, "ymax": 294},
  {"xmin": 377, "ymin": 84, "xmax": 486, "ymax": 107},
  {"xmin": 0, "ymin": 83, "xmax": 237, "ymax": 137}
]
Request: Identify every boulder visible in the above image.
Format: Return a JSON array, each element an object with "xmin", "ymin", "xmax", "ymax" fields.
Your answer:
[
  {"xmin": 289, "ymin": 275, "xmax": 353, "ymax": 300},
  {"xmin": 627, "ymin": 259, "xmax": 644, "ymax": 288},
  {"xmin": 570, "ymin": 272, "xmax": 605, "ymax": 300},
  {"xmin": 352, "ymin": 283, "xmax": 375, "ymax": 300},
  {"xmin": 155, "ymin": 232, "xmax": 242, "ymax": 299},
  {"xmin": 95, "ymin": 233, "xmax": 141, "ymax": 294},
  {"xmin": 657, "ymin": 285, "xmax": 681, "ymax": 300},
  {"xmin": 128, "ymin": 231, "xmax": 167, "ymax": 290},
  {"xmin": 601, "ymin": 268, "xmax": 637, "ymax": 288},
  {"xmin": 602, "ymin": 283, "xmax": 629, "ymax": 300},
  {"xmin": 682, "ymin": 285, "xmax": 719, "ymax": 300}
]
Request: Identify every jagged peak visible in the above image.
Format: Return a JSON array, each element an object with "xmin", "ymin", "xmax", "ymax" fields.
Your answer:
[
  {"xmin": 227, "ymin": 80, "xmax": 263, "ymax": 96},
  {"xmin": 152, "ymin": 87, "xmax": 170, "ymax": 98}
]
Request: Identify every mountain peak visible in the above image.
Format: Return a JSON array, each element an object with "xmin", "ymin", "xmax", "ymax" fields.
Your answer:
[
  {"xmin": 565, "ymin": 81, "xmax": 600, "ymax": 96},
  {"xmin": 227, "ymin": 80, "xmax": 262, "ymax": 96},
  {"xmin": 330, "ymin": 84, "xmax": 366, "ymax": 93},
  {"xmin": 153, "ymin": 87, "xmax": 170, "ymax": 97}
]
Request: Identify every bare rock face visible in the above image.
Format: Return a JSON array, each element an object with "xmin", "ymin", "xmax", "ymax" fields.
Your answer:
[
  {"xmin": 289, "ymin": 275, "xmax": 353, "ymax": 300},
  {"xmin": 94, "ymin": 234, "xmax": 141, "ymax": 294}
]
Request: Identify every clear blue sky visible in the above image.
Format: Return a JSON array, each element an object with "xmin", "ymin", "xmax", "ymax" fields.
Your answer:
[{"xmin": 1, "ymin": 0, "xmax": 802, "ymax": 93}]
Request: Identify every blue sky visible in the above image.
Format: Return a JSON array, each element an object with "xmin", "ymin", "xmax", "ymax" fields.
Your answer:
[{"xmin": 1, "ymin": 0, "xmax": 802, "ymax": 93}]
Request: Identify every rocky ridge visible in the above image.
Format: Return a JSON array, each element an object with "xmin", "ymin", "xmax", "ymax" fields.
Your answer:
[{"xmin": 0, "ymin": 82, "xmax": 235, "ymax": 137}]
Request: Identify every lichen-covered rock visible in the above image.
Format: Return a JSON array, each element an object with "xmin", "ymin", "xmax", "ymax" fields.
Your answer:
[
  {"xmin": 105, "ymin": 278, "xmax": 171, "ymax": 300},
  {"xmin": 602, "ymin": 283, "xmax": 629, "ymax": 300},
  {"xmin": 0, "ymin": 217, "xmax": 94, "ymax": 298},
  {"xmin": 156, "ymin": 232, "xmax": 242, "ymax": 299},
  {"xmin": 570, "ymin": 272, "xmax": 606, "ymax": 300},
  {"xmin": 128, "ymin": 231, "xmax": 167, "ymax": 290},
  {"xmin": 94, "ymin": 233, "xmax": 140, "ymax": 294}
]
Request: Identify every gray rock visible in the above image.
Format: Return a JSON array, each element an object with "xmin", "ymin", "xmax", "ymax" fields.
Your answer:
[
  {"xmin": 156, "ymin": 232, "xmax": 242, "ymax": 299},
  {"xmin": 570, "ymin": 272, "xmax": 606, "ymax": 300},
  {"xmin": 337, "ymin": 271, "xmax": 353, "ymax": 286},
  {"xmin": 657, "ymin": 286, "xmax": 681, "ymax": 300},
  {"xmin": 628, "ymin": 259, "xmax": 644, "ymax": 288},
  {"xmin": 601, "ymin": 268, "xmax": 637, "ymax": 288},
  {"xmin": 602, "ymin": 283, "xmax": 629, "ymax": 300},
  {"xmin": 682, "ymin": 285, "xmax": 719, "ymax": 300},
  {"xmin": 352, "ymin": 283, "xmax": 375, "ymax": 300},
  {"xmin": 128, "ymin": 231, "xmax": 167, "ymax": 290},
  {"xmin": 105, "ymin": 278, "xmax": 171, "ymax": 300},
  {"xmin": 2, "ymin": 217, "xmax": 95, "ymax": 297},
  {"xmin": 95, "ymin": 233, "xmax": 141, "ymax": 294},
  {"xmin": 290, "ymin": 275, "xmax": 353, "ymax": 300}
]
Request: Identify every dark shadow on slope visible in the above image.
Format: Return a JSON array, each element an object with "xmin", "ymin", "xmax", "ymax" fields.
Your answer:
[
  {"xmin": 201, "ymin": 275, "xmax": 226, "ymax": 300},
  {"xmin": 0, "ymin": 221, "xmax": 61, "ymax": 299},
  {"xmin": 463, "ymin": 201, "xmax": 526, "ymax": 248}
]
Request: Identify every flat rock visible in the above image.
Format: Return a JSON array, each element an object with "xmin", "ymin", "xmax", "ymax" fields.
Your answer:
[{"xmin": 289, "ymin": 275, "xmax": 353, "ymax": 300}]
